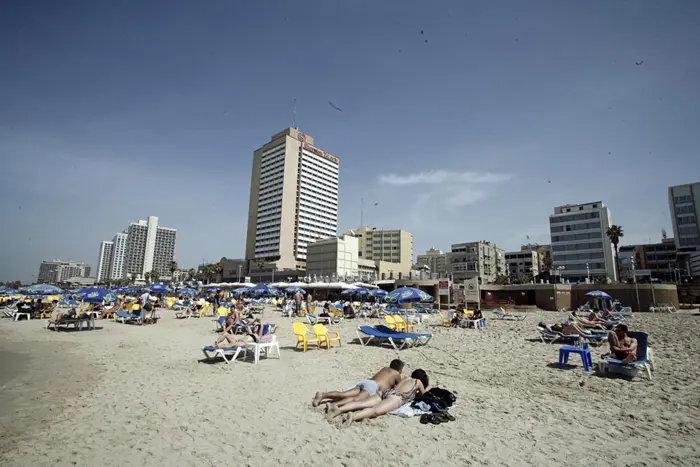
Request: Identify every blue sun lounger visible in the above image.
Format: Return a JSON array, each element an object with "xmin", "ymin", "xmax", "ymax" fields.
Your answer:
[
  {"xmin": 356, "ymin": 325, "xmax": 432, "ymax": 350},
  {"xmin": 116, "ymin": 309, "xmax": 140, "ymax": 324},
  {"xmin": 602, "ymin": 331, "xmax": 653, "ymax": 380},
  {"xmin": 201, "ymin": 345, "xmax": 248, "ymax": 364}
]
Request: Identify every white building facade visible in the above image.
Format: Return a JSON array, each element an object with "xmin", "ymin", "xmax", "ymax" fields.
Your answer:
[
  {"xmin": 245, "ymin": 128, "xmax": 339, "ymax": 271},
  {"xmin": 124, "ymin": 216, "xmax": 177, "ymax": 280},
  {"xmin": 109, "ymin": 232, "xmax": 128, "ymax": 280},
  {"xmin": 668, "ymin": 182, "xmax": 700, "ymax": 276},
  {"xmin": 549, "ymin": 201, "xmax": 616, "ymax": 282},
  {"xmin": 96, "ymin": 241, "xmax": 114, "ymax": 282},
  {"xmin": 37, "ymin": 260, "xmax": 91, "ymax": 283},
  {"xmin": 306, "ymin": 235, "xmax": 359, "ymax": 280}
]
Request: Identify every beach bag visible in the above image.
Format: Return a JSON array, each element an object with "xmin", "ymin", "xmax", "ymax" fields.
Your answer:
[{"xmin": 143, "ymin": 302, "xmax": 153, "ymax": 312}]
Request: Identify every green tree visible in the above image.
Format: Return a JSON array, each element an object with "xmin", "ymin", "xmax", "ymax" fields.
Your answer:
[
  {"xmin": 144, "ymin": 272, "xmax": 151, "ymax": 284},
  {"xmin": 606, "ymin": 225, "xmax": 624, "ymax": 281},
  {"xmin": 168, "ymin": 261, "xmax": 178, "ymax": 279},
  {"xmin": 150, "ymin": 270, "xmax": 160, "ymax": 284}
]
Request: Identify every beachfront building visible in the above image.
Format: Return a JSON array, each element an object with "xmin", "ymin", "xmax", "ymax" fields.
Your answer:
[
  {"xmin": 345, "ymin": 226, "xmax": 414, "ymax": 277},
  {"xmin": 668, "ymin": 181, "xmax": 700, "ymax": 276},
  {"xmin": 37, "ymin": 260, "xmax": 91, "ymax": 284},
  {"xmin": 618, "ymin": 237, "xmax": 678, "ymax": 282},
  {"xmin": 306, "ymin": 235, "xmax": 359, "ymax": 280},
  {"xmin": 96, "ymin": 241, "xmax": 113, "ymax": 282},
  {"xmin": 244, "ymin": 128, "xmax": 340, "ymax": 273},
  {"xmin": 549, "ymin": 201, "xmax": 616, "ymax": 282},
  {"xmin": 109, "ymin": 232, "xmax": 128, "ymax": 280},
  {"xmin": 416, "ymin": 248, "xmax": 449, "ymax": 279},
  {"xmin": 447, "ymin": 241, "xmax": 505, "ymax": 284},
  {"xmin": 504, "ymin": 249, "xmax": 540, "ymax": 282},
  {"xmin": 124, "ymin": 216, "xmax": 177, "ymax": 280}
]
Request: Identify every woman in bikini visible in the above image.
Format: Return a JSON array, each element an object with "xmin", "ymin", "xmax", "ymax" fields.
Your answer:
[
  {"xmin": 331, "ymin": 370, "xmax": 429, "ymax": 424},
  {"xmin": 213, "ymin": 318, "xmax": 273, "ymax": 348}
]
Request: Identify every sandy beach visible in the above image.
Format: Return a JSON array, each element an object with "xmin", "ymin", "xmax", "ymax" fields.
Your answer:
[{"xmin": 1, "ymin": 309, "xmax": 699, "ymax": 467}]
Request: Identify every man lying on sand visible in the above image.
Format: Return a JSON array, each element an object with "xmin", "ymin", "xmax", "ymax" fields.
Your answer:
[
  {"xmin": 312, "ymin": 359, "xmax": 405, "ymax": 408},
  {"xmin": 604, "ymin": 324, "xmax": 637, "ymax": 363},
  {"xmin": 329, "ymin": 369, "xmax": 429, "ymax": 425}
]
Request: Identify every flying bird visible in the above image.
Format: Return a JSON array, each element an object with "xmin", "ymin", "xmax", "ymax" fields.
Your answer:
[
  {"xmin": 421, "ymin": 30, "xmax": 424, "ymax": 35},
  {"xmin": 328, "ymin": 101, "xmax": 343, "ymax": 112},
  {"xmin": 635, "ymin": 61, "xmax": 644, "ymax": 66}
]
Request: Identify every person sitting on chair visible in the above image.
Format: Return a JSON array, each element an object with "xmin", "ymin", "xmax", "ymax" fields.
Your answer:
[{"xmin": 604, "ymin": 324, "xmax": 637, "ymax": 362}]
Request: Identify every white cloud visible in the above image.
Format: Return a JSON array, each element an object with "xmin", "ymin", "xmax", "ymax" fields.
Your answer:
[{"xmin": 379, "ymin": 170, "xmax": 512, "ymax": 186}]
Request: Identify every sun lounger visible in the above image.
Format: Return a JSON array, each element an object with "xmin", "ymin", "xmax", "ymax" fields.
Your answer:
[
  {"xmin": 493, "ymin": 308, "xmax": 526, "ymax": 320},
  {"xmin": 201, "ymin": 345, "xmax": 248, "ymax": 364},
  {"xmin": 536, "ymin": 326, "xmax": 608, "ymax": 345},
  {"xmin": 115, "ymin": 309, "xmax": 140, "ymax": 324},
  {"xmin": 356, "ymin": 325, "xmax": 432, "ymax": 350},
  {"xmin": 601, "ymin": 331, "xmax": 654, "ymax": 380},
  {"xmin": 306, "ymin": 314, "xmax": 335, "ymax": 325}
]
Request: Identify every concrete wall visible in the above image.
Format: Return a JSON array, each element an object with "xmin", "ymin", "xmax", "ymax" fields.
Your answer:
[{"xmin": 480, "ymin": 283, "xmax": 679, "ymax": 311}]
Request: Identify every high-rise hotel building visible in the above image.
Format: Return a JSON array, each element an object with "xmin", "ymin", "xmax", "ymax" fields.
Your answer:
[
  {"xmin": 96, "ymin": 216, "xmax": 176, "ymax": 281},
  {"xmin": 245, "ymin": 128, "xmax": 339, "ymax": 271}
]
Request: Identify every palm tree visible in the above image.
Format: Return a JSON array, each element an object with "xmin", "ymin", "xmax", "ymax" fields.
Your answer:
[
  {"xmin": 168, "ymin": 261, "xmax": 178, "ymax": 279},
  {"xmin": 150, "ymin": 270, "xmax": 160, "ymax": 284},
  {"xmin": 203, "ymin": 264, "xmax": 216, "ymax": 284},
  {"xmin": 213, "ymin": 262, "xmax": 224, "ymax": 282},
  {"xmin": 187, "ymin": 268, "xmax": 196, "ymax": 281},
  {"xmin": 254, "ymin": 258, "xmax": 266, "ymax": 282},
  {"xmin": 606, "ymin": 225, "xmax": 624, "ymax": 281},
  {"xmin": 144, "ymin": 272, "xmax": 151, "ymax": 284}
]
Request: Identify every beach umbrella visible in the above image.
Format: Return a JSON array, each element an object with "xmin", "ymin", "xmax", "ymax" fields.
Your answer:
[
  {"xmin": 124, "ymin": 288, "xmax": 140, "ymax": 294},
  {"xmin": 286, "ymin": 286, "xmax": 306, "ymax": 294},
  {"xmin": 75, "ymin": 287, "xmax": 118, "ymax": 303},
  {"xmin": 177, "ymin": 287, "xmax": 198, "ymax": 295},
  {"xmin": 385, "ymin": 287, "xmax": 434, "ymax": 304},
  {"xmin": 147, "ymin": 284, "xmax": 170, "ymax": 293},
  {"xmin": 205, "ymin": 287, "xmax": 221, "ymax": 292},
  {"xmin": 371, "ymin": 289, "xmax": 388, "ymax": 298},
  {"xmin": 111, "ymin": 287, "xmax": 128, "ymax": 293},
  {"xmin": 585, "ymin": 290, "xmax": 612, "ymax": 300},
  {"xmin": 248, "ymin": 284, "xmax": 282, "ymax": 297},
  {"xmin": 21, "ymin": 284, "xmax": 63, "ymax": 295},
  {"xmin": 0, "ymin": 287, "xmax": 19, "ymax": 294}
]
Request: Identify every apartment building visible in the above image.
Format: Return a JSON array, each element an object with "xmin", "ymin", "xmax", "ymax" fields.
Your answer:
[
  {"xmin": 124, "ymin": 216, "xmax": 177, "ymax": 280},
  {"xmin": 345, "ymin": 226, "xmax": 413, "ymax": 277},
  {"xmin": 549, "ymin": 201, "xmax": 616, "ymax": 282},
  {"xmin": 505, "ymin": 249, "xmax": 539, "ymax": 280},
  {"xmin": 448, "ymin": 241, "xmax": 505, "ymax": 284},
  {"xmin": 618, "ymin": 238, "xmax": 678, "ymax": 282},
  {"xmin": 416, "ymin": 248, "xmax": 449, "ymax": 278},
  {"xmin": 96, "ymin": 241, "xmax": 114, "ymax": 282},
  {"xmin": 37, "ymin": 260, "xmax": 91, "ymax": 283},
  {"xmin": 245, "ymin": 128, "xmax": 339, "ymax": 271},
  {"xmin": 669, "ymin": 182, "xmax": 700, "ymax": 275},
  {"xmin": 306, "ymin": 235, "xmax": 359, "ymax": 280},
  {"xmin": 109, "ymin": 232, "xmax": 128, "ymax": 280}
]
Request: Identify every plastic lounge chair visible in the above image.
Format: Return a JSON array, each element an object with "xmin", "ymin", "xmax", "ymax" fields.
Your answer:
[
  {"xmin": 293, "ymin": 322, "xmax": 320, "ymax": 352},
  {"xmin": 384, "ymin": 315, "xmax": 400, "ymax": 331},
  {"xmin": 494, "ymin": 307, "xmax": 526, "ymax": 321},
  {"xmin": 393, "ymin": 315, "xmax": 414, "ymax": 332},
  {"xmin": 374, "ymin": 325, "xmax": 432, "ymax": 344},
  {"xmin": 356, "ymin": 326, "xmax": 414, "ymax": 350},
  {"xmin": 439, "ymin": 311, "xmax": 454, "ymax": 327},
  {"xmin": 313, "ymin": 324, "xmax": 341, "ymax": 349},
  {"xmin": 306, "ymin": 314, "xmax": 332, "ymax": 325},
  {"xmin": 602, "ymin": 331, "xmax": 654, "ymax": 380},
  {"xmin": 115, "ymin": 309, "xmax": 140, "ymax": 324},
  {"xmin": 176, "ymin": 309, "xmax": 194, "ymax": 319},
  {"xmin": 201, "ymin": 345, "xmax": 248, "ymax": 364}
]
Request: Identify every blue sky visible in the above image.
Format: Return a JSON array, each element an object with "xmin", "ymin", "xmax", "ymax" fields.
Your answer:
[{"xmin": 1, "ymin": 0, "xmax": 699, "ymax": 283}]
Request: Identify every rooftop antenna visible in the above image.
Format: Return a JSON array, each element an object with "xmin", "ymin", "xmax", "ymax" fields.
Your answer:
[
  {"xmin": 360, "ymin": 197, "xmax": 364, "ymax": 227},
  {"xmin": 292, "ymin": 97, "xmax": 298, "ymax": 130}
]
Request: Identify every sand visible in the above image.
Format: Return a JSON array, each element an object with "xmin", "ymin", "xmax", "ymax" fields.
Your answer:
[{"xmin": 1, "ymin": 308, "xmax": 699, "ymax": 467}]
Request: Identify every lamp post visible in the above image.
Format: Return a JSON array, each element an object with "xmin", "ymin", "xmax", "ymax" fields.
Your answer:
[
  {"xmin": 556, "ymin": 266, "xmax": 565, "ymax": 284},
  {"xmin": 631, "ymin": 257, "xmax": 641, "ymax": 313},
  {"xmin": 237, "ymin": 265, "xmax": 242, "ymax": 283}
]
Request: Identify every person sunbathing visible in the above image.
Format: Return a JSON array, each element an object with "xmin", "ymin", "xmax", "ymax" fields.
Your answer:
[
  {"xmin": 212, "ymin": 318, "xmax": 272, "ymax": 348},
  {"xmin": 538, "ymin": 320, "xmax": 592, "ymax": 336},
  {"xmin": 604, "ymin": 324, "xmax": 637, "ymax": 362},
  {"xmin": 101, "ymin": 299, "xmax": 123, "ymax": 318},
  {"xmin": 312, "ymin": 359, "xmax": 405, "ymax": 408},
  {"xmin": 333, "ymin": 370, "xmax": 429, "ymax": 424}
]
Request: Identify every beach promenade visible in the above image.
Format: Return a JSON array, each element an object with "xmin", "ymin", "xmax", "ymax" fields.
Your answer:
[{"xmin": 1, "ymin": 310, "xmax": 699, "ymax": 467}]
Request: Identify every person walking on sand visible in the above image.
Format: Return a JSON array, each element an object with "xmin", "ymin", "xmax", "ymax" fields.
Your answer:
[
  {"xmin": 293, "ymin": 291, "xmax": 303, "ymax": 316},
  {"xmin": 312, "ymin": 359, "xmax": 405, "ymax": 408},
  {"xmin": 334, "ymin": 370, "xmax": 429, "ymax": 425}
]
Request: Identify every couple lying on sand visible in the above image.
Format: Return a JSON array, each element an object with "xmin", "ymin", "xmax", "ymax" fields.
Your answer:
[{"xmin": 312, "ymin": 359, "xmax": 428, "ymax": 424}]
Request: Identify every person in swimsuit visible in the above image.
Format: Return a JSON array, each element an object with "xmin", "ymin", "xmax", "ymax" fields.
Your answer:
[
  {"xmin": 538, "ymin": 320, "xmax": 591, "ymax": 336},
  {"xmin": 312, "ymin": 359, "xmax": 404, "ymax": 408},
  {"xmin": 605, "ymin": 324, "xmax": 637, "ymax": 362},
  {"xmin": 212, "ymin": 318, "xmax": 271, "ymax": 348},
  {"xmin": 336, "ymin": 370, "xmax": 429, "ymax": 424}
]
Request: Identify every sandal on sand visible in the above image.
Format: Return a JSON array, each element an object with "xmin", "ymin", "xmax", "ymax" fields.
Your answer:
[
  {"xmin": 420, "ymin": 414, "xmax": 431, "ymax": 424},
  {"xmin": 429, "ymin": 414, "xmax": 442, "ymax": 425}
]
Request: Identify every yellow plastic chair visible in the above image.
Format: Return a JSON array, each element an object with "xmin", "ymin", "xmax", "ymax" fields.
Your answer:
[
  {"xmin": 216, "ymin": 306, "xmax": 230, "ymax": 317},
  {"xmin": 463, "ymin": 309, "xmax": 474, "ymax": 318},
  {"xmin": 393, "ymin": 315, "xmax": 414, "ymax": 332},
  {"xmin": 384, "ymin": 315, "xmax": 399, "ymax": 331},
  {"xmin": 439, "ymin": 311, "xmax": 454, "ymax": 327},
  {"xmin": 293, "ymin": 322, "xmax": 320, "ymax": 352},
  {"xmin": 313, "ymin": 324, "xmax": 341, "ymax": 349}
]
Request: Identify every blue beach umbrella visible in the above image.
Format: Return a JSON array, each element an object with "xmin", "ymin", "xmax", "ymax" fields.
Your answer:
[
  {"xmin": 286, "ymin": 286, "xmax": 307, "ymax": 294},
  {"xmin": 248, "ymin": 284, "xmax": 282, "ymax": 297},
  {"xmin": 385, "ymin": 287, "xmax": 434, "ymax": 304},
  {"xmin": 177, "ymin": 287, "xmax": 198, "ymax": 296},
  {"xmin": 76, "ymin": 287, "xmax": 118, "ymax": 303},
  {"xmin": 585, "ymin": 290, "xmax": 612, "ymax": 300},
  {"xmin": 147, "ymin": 284, "xmax": 170, "ymax": 293},
  {"xmin": 371, "ymin": 289, "xmax": 388, "ymax": 298},
  {"xmin": 21, "ymin": 284, "xmax": 63, "ymax": 295}
]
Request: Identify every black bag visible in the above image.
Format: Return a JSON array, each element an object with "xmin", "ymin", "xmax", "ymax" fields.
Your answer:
[
  {"xmin": 412, "ymin": 387, "xmax": 457, "ymax": 413},
  {"xmin": 143, "ymin": 302, "xmax": 153, "ymax": 312}
]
